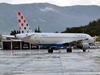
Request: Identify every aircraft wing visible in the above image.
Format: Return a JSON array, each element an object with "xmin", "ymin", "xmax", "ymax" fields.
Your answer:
[
  {"xmin": 70, "ymin": 38, "xmax": 88, "ymax": 44},
  {"xmin": 57, "ymin": 38, "xmax": 88, "ymax": 44}
]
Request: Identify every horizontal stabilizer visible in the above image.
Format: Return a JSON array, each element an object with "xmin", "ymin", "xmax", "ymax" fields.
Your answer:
[
  {"xmin": 24, "ymin": 34, "xmax": 35, "ymax": 38},
  {"xmin": 15, "ymin": 33, "xmax": 35, "ymax": 39}
]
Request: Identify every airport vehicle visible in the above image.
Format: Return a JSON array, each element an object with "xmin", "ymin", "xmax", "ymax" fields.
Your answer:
[
  {"xmin": 23, "ymin": 43, "xmax": 28, "ymax": 48},
  {"xmin": 15, "ymin": 12, "xmax": 95, "ymax": 53},
  {"xmin": 31, "ymin": 44, "xmax": 38, "ymax": 49},
  {"xmin": 13, "ymin": 43, "xmax": 19, "ymax": 49}
]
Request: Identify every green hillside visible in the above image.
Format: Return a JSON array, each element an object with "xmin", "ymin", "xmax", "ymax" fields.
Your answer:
[{"xmin": 61, "ymin": 19, "xmax": 100, "ymax": 36}]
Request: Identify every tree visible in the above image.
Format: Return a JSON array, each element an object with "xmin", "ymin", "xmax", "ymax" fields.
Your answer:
[
  {"xmin": 10, "ymin": 30, "xmax": 20, "ymax": 35},
  {"xmin": 0, "ymin": 34, "xmax": 2, "ymax": 42},
  {"xmin": 35, "ymin": 29, "xmax": 38, "ymax": 32},
  {"xmin": 55, "ymin": 31, "xmax": 58, "ymax": 33},
  {"xmin": 17, "ymin": 30, "xmax": 20, "ymax": 34},
  {"xmin": 97, "ymin": 19, "xmax": 100, "ymax": 26},
  {"xmin": 34, "ymin": 26, "xmax": 41, "ymax": 33},
  {"xmin": 61, "ymin": 18, "xmax": 100, "ymax": 36},
  {"xmin": 37, "ymin": 26, "xmax": 41, "ymax": 33}
]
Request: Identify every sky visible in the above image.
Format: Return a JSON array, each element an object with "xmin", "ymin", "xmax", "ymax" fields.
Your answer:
[{"xmin": 0, "ymin": 0, "xmax": 100, "ymax": 6}]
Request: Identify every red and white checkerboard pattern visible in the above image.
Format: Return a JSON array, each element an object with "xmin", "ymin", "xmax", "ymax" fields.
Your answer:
[{"xmin": 17, "ymin": 12, "xmax": 32, "ymax": 33}]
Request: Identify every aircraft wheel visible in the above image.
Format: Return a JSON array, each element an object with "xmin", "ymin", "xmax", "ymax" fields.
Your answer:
[
  {"xmin": 83, "ymin": 49, "xmax": 86, "ymax": 52},
  {"xmin": 48, "ymin": 48, "xmax": 53, "ymax": 53},
  {"xmin": 67, "ymin": 48, "xmax": 72, "ymax": 52}
]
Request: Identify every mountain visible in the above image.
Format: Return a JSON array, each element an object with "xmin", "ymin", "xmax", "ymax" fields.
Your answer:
[{"xmin": 0, "ymin": 3, "xmax": 100, "ymax": 34}]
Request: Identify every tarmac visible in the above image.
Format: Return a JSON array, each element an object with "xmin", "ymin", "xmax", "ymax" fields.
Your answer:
[{"xmin": 0, "ymin": 49, "xmax": 100, "ymax": 75}]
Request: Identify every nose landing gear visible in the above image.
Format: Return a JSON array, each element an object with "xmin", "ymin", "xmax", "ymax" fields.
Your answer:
[{"xmin": 66, "ymin": 43, "xmax": 72, "ymax": 52}]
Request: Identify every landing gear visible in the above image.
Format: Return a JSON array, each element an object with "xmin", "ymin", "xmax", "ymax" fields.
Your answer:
[
  {"xmin": 66, "ymin": 43, "xmax": 72, "ymax": 52},
  {"xmin": 67, "ymin": 48, "xmax": 72, "ymax": 52},
  {"xmin": 83, "ymin": 49, "xmax": 86, "ymax": 52},
  {"xmin": 48, "ymin": 47, "xmax": 53, "ymax": 53}
]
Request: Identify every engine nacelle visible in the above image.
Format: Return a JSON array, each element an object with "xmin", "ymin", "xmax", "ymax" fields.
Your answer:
[{"xmin": 77, "ymin": 42, "xmax": 89, "ymax": 50}]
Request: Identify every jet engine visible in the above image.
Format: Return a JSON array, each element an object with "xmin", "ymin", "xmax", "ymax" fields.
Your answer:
[{"xmin": 77, "ymin": 42, "xmax": 89, "ymax": 50}]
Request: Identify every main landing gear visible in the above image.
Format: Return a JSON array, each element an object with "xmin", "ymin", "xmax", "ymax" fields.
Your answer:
[
  {"xmin": 48, "ymin": 47, "xmax": 53, "ymax": 53},
  {"xmin": 48, "ymin": 47, "xmax": 72, "ymax": 53},
  {"xmin": 67, "ymin": 44, "xmax": 72, "ymax": 52},
  {"xmin": 48, "ymin": 46, "xmax": 86, "ymax": 53},
  {"xmin": 66, "ymin": 48, "xmax": 72, "ymax": 52},
  {"xmin": 83, "ymin": 49, "xmax": 86, "ymax": 52}
]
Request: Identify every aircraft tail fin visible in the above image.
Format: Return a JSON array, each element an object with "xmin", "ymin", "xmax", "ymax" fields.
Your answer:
[{"xmin": 17, "ymin": 12, "xmax": 34, "ymax": 33}]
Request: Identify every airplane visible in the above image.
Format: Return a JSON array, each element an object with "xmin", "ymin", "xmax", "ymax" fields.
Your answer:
[{"xmin": 15, "ymin": 12, "xmax": 95, "ymax": 53}]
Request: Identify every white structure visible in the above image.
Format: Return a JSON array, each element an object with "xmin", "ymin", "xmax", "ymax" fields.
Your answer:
[{"xmin": 2, "ymin": 35, "xmax": 38, "ymax": 50}]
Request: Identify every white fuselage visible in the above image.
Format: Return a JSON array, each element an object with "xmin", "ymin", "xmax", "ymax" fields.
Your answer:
[{"xmin": 16, "ymin": 33, "xmax": 94, "ymax": 46}]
